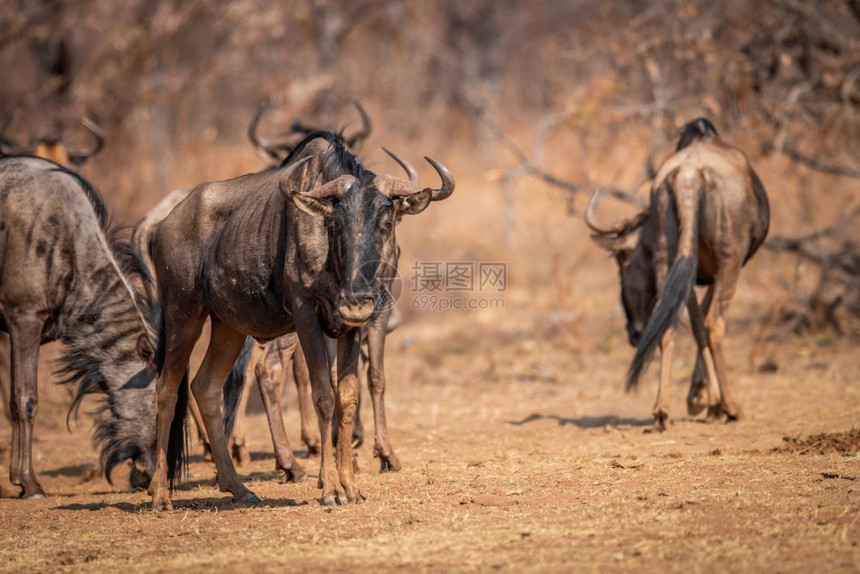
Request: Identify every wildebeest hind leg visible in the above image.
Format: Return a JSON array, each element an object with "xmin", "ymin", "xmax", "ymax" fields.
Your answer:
[
  {"xmin": 7, "ymin": 315, "xmax": 45, "ymax": 497},
  {"xmin": 229, "ymin": 379, "xmax": 252, "ymax": 467},
  {"xmin": 686, "ymin": 291, "xmax": 720, "ymax": 417},
  {"xmin": 652, "ymin": 327, "xmax": 675, "ymax": 431},
  {"xmin": 706, "ymin": 272, "xmax": 742, "ymax": 421},
  {"xmin": 190, "ymin": 319, "xmax": 259, "ymax": 505},
  {"xmin": 150, "ymin": 309, "xmax": 206, "ymax": 511},
  {"xmin": 188, "ymin": 395, "xmax": 211, "ymax": 460}
]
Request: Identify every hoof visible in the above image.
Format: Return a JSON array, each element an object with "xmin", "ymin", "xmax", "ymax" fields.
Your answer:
[
  {"xmin": 320, "ymin": 492, "xmax": 348, "ymax": 506},
  {"xmin": 651, "ymin": 411, "xmax": 668, "ymax": 432},
  {"xmin": 723, "ymin": 406, "xmax": 742, "ymax": 423},
  {"xmin": 22, "ymin": 491, "xmax": 45, "ymax": 500},
  {"xmin": 280, "ymin": 464, "xmax": 307, "ymax": 483},
  {"xmin": 151, "ymin": 496, "xmax": 174, "ymax": 512},
  {"xmin": 706, "ymin": 405, "xmax": 724, "ymax": 420},
  {"xmin": 378, "ymin": 453, "xmax": 402, "ymax": 473},
  {"xmin": 235, "ymin": 490, "xmax": 262, "ymax": 505},
  {"xmin": 687, "ymin": 397, "xmax": 707, "ymax": 417}
]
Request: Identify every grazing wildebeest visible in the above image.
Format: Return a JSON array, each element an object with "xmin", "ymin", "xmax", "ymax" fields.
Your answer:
[
  {"xmin": 0, "ymin": 156, "xmax": 158, "ymax": 497},
  {"xmin": 586, "ymin": 118, "xmax": 769, "ymax": 429},
  {"xmin": 146, "ymin": 131, "xmax": 453, "ymax": 509}
]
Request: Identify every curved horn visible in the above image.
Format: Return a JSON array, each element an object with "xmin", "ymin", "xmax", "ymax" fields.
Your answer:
[
  {"xmin": 585, "ymin": 189, "xmax": 647, "ymax": 236},
  {"xmin": 377, "ymin": 155, "xmax": 455, "ymax": 201},
  {"xmin": 345, "ymin": 100, "xmax": 372, "ymax": 149},
  {"xmin": 383, "ymin": 147, "xmax": 418, "ymax": 183},
  {"xmin": 66, "ymin": 118, "xmax": 105, "ymax": 166},
  {"xmin": 249, "ymin": 99, "xmax": 289, "ymax": 163},
  {"xmin": 425, "ymin": 156, "xmax": 455, "ymax": 201}
]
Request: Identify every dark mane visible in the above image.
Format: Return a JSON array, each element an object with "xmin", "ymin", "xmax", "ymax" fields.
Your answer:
[
  {"xmin": 48, "ymin": 165, "xmax": 109, "ymax": 228},
  {"xmin": 281, "ymin": 130, "xmax": 374, "ymax": 182},
  {"xmin": 676, "ymin": 118, "xmax": 718, "ymax": 151}
]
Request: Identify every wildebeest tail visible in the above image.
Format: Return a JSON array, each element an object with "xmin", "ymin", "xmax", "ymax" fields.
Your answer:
[
  {"xmin": 153, "ymin": 310, "xmax": 189, "ymax": 491},
  {"xmin": 626, "ymin": 168, "xmax": 704, "ymax": 391},
  {"xmin": 223, "ymin": 336, "xmax": 254, "ymax": 439}
]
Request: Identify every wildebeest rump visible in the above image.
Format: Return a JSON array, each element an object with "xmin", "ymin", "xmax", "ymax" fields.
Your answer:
[
  {"xmin": 146, "ymin": 131, "xmax": 453, "ymax": 509},
  {"xmin": 0, "ymin": 156, "xmax": 157, "ymax": 497},
  {"xmin": 587, "ymin": 118, "xmax": 769, "ymax": 428}
]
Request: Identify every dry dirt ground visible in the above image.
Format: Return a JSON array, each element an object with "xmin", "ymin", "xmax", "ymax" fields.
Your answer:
[{"xmin": 0, "ymin": 293, "xmax": 858, "ymax": 573}]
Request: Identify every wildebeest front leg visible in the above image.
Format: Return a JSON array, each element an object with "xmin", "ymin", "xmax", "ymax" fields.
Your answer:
[
  {"xmin": 255, "ymin": 339, "xmax": 306, "ymax": 482},
  {"xmin": 7, "ymin": 315, "xmax": 45, "ymax": 498},
  {"xmin": 190, "ymin": 319, "xmax": 259, "ymax": 505},
  {"xmin": 365, "ymin": 316, "xmax": 401, "ymax": 472},
  {"xmin": 336, "ymin": 329, "xmax": 363, "ymax": 502},
  {"xmin": 293, "ymin": 297, "xmax": 348, "ymax": 506}
]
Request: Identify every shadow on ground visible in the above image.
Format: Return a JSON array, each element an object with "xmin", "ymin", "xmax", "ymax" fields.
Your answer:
[{"xmin": 506, "ymin": 412, "xmax": 653, "ymax": 428}]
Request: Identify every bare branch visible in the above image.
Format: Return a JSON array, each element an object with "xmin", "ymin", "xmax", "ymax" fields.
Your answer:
[{"xmin": 472, "ymin": 102, "xmax": 648, "ymax": 210}]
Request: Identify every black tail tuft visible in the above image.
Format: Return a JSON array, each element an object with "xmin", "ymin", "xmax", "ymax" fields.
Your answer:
[
  {"xmin": 626, "ymin": 254, "xmax": 697, "ymax": 392},
  {"xmin": 223, "ymin": 337, "xmax": 254, "ymax": 439},
  {"xmin": 166, "ymin": 369, "xmax": 189, "ymax": 491}
]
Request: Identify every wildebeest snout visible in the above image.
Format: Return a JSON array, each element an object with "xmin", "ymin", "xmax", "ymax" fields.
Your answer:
[{"xmin": 339, "ymin": 292, "xmax": 375, "ymax": 325}]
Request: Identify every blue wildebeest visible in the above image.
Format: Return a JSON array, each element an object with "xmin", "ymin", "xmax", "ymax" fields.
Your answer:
[
  {"xmin": 144, "ymin": 131, "xmax": 453, "ymax": 509},
  {"xmin": 131, "ymin": 106, "xmax": 406, "ymax": 481},
  {"xmin": 587, "ymin": 118, "xmax": 769, "ymax": 429},
  {"xmin": 0, "ymin": 119, "xmax": 106, "ymax": 425},
  {"xmin": 0, "ymin": 155, "xmax": 158, "ymax": 497}
]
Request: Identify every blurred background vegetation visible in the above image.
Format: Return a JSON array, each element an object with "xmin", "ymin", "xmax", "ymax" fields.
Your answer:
[{"xmin": 2, "ymin": 0, "xmax": 859, "ymax": 339}]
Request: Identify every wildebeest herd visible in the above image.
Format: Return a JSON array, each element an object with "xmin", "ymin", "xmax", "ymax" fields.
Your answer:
[{"xmin": 0, "ymin": 107, "xmax": 768, "ymax": 509}]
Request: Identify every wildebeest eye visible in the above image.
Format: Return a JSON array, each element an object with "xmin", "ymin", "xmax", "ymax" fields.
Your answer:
[{"xmin": 379, "ymin": 209, "xmax": 394, "ymax": 232}]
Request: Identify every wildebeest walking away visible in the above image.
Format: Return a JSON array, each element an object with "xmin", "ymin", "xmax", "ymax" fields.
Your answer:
[
  {"xmin": 146, "ymin": 131, "xmax": 454, "ymax": 509},
  {"xmin": 0, "ymin": 156, "xmax": 157, "ymax": 497},
  {"xmin": 587, "ymin": 118, "xmax": 769, "ymax": 429}
]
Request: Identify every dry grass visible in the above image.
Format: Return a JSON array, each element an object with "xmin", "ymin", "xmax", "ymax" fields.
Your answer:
[{"xmin": 1, "ymin": 293, "xmax": 858, "ymax": 572}]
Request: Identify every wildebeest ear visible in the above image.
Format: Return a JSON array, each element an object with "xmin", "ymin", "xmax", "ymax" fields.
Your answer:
[
  {"xmin": 136, "ymin": 334, "xmax": 155, "ymax": 369},
  {"xmin": 291, "ymin": 193, "xmax": 335, "ymax": 217},
  {"xmin": 396, "ymin": 188, "xmax": 432, "ymax": 215}
]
